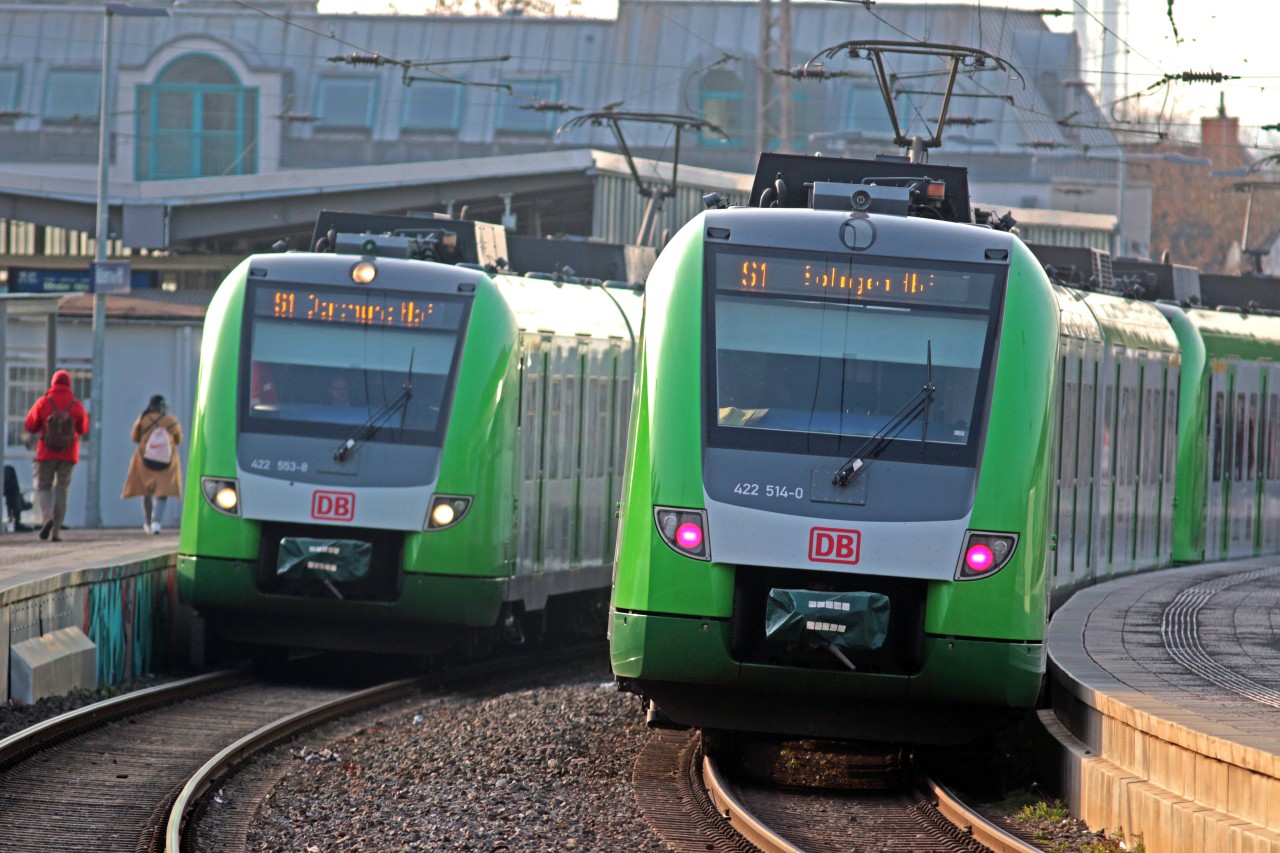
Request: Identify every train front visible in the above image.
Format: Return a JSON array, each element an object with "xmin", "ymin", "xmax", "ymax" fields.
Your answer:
[
  {"xmin": 179, "ymin": 249, "xmax": 519, "ymax": 654},
  {"xmin": 610, "ymin": 192, "xmax": 1060, "ymax": 743}
]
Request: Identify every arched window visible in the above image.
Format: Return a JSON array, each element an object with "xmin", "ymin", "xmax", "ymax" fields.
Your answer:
[
  {"xmin": 136, "ymin": 54, "xmax": 257, "ymax": 180},
  {"xmin": 699, "ymin": 69, "xmax": 743, "ymax": 147}
]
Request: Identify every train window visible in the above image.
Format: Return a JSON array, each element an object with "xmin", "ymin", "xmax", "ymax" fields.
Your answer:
[
  {"xmin": 704, "ymin": 246, "xmax": 1003, "ymax": 464},
  {"xmin": 241, "ymin": 283, "xmax": 469, "ymax": 445},
  {"xmin": 1249, "ymin": 394, "xmax": 1258, "ymax": 481},
  {"xmin": 1212, "ymin": 392, "xmax": 1224, "ymax": 482},
  {"xmin": 1235, "ymin": 393, "xmax": 1246, "ymax": 482}
]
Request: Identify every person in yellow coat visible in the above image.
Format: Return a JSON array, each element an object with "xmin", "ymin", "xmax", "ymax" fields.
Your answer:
[{"xmin": 121, "ymin": 395, "xmax": 183, "ymax": 534}]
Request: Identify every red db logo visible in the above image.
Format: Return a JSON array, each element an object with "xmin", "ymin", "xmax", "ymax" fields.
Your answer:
[
  {"xmin": 311, "ymin": 490, "xmax": 355, "ymax": 522},
  {"xmin": 808, "ymin": 527, "xmax": 861, "ymax": 565}
]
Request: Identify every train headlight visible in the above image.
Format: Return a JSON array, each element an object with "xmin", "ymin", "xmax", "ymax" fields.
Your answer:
[
  {"xmin": 955, "ymin": 531, "xmax": 1018, "ymax": 580},
  {"xmin": 201, "ymin": 477, "xmax": 241, "ymax": 517},
  {"xmin": 654, "ymin": 507, "xmax": 710, "ymax": 560},
  {"xmin": 428, "ymin": 495, "xmax": 472, "ymax": 530},
  {"xmin": 351, "ymin": 261, "xmax": 377, "ymax": 284}
]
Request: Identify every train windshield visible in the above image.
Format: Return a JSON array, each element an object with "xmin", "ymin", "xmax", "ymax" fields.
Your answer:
[
  {"xmin": 240, "ymin": 282, "xmax": 470, "ymax": 445},
  {"xmin": 705, "ymin": 246, "xmax": 1004, "ymax": 464}
]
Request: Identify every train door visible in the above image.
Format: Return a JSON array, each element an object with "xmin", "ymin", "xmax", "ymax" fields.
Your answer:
[
  {"xmin": 1157, "ymin": 358, "xmax": 1179, "ymax": 564},
  {"xmin": 1229, "ymin": 362, "xmax": 1261, "ymax": 558},
  {"xmin": 1095, "ymin": 348, "xmax": 1119, "ymax": 575},
  {"xmin": 1263, "ymin": 368, "xmax": 1280, "ymax": 554},
  {"xmin": 1205, "ymin": 362, "xmax": 1229, "ymax": 561},
  {"xmin": 577, "ymin": 339, "xmax": 613, "ymax": 570},
  {"xmin": 606, "ymin": 340, "xmax": 634, "ymax": 558},
  {"xmin": 1075, "ymin": 346, "xmax": 1100, "ymax": 581},
  {"xmin": 540, "ymin": 336, "xmax": 582, "ymax": 572},
  {"xmin": 1052, "ymin": 344, "xmax": 1075, "ymax": 581},
  {"xmin": 1112, "ymin": 350, "xmax": 1140, "ymax": 573},
  {"xmin": 517, "ymin": 333, "xmax": 549, "ymax": 575},
  {"xmin": 1133, "ymin": 354, "xmax": 1159, "ymax": 568},
  {"xmin": 1255, "ymin": 374, "xmax": 1270, "ymax": 555}
]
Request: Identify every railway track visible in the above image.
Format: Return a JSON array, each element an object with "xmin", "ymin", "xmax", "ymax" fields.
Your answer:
[
  {"xmin": 0, "ymin": 646, "xmax": 598, "ymax": 852},
  {"xmin": 633, "ymin": 728, "xmax": 1042, "ymax": 853}
]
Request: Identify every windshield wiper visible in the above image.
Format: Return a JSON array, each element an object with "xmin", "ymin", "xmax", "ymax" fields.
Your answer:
[
  {"xmin": 333, "ymin": 350, "xmax": 415, "ymax": 462},
  {"xmin": 832, "ymin": 341, "xmax": 935, "ymax": 487}
]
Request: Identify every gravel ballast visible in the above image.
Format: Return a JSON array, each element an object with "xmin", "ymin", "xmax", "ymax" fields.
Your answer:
[{"xmin": 248, "ymin": 660, "xmax": 668, "ymax": 852}]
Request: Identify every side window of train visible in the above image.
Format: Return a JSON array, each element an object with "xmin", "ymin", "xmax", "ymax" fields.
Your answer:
[
  {"xmin": 1211, "ymin": 391, "xmax": 1223, "ymax": 482},
  {"xmin": 1235, "ymin": 392, "xmax": 1247, "ymax": 482},
  {"xmin": 1249, "ymin": 393, "xmax": 1259, "ymax": 481}
]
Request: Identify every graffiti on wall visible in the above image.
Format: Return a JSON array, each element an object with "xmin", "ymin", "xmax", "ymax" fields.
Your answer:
[{"xmin": 82, "ymin": 566, "xmax": 176, "ymax": 686}]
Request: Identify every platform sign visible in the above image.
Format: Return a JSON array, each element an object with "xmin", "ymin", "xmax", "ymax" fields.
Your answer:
[{"xmin": 90, "ymin": 260, "xmax": 132, "ymax": 294}]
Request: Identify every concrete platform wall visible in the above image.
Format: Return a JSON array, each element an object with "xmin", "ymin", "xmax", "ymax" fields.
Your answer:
[
  {"xmin": 1046, "ymin": 579, "xmax": 1280, "ymax": 853},
  {"xmin": 2, "ymin": 553, "xmax": 188, "ymax": 703}
]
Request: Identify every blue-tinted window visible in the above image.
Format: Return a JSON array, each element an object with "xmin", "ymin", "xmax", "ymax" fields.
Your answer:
[
  {"xmin": 43, "ymin": 69, "xmax": 100, "ymax": 123},
  {"xmin": 699, "ymin": 70, "xmax": 743, "ymax": 147},
  {"xmin": 136, "ymin": 54, "xmax": 257, "ymax": 180},
  {"xmin": 845, "ymin": 86, "xmax": 887, "ymax": 133},
  {"xmin": 0, "ymin": 67, "xmax": 20, "ymax": 112},
  {"xmin": 315, "ymin": 76, "xmax": 378, "ymax": 130},
  {"xmin": 495, "ymin": 79, "xmax": 560, "ymax": 133},
  {"xmin": 402, "ymin": 81, "xmax": 463, "ymax": 131}
]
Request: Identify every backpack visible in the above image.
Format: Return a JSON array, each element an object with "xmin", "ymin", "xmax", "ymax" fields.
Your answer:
[
  {"xmin": 41, "ymin": 399, "xmax": 76, "ymax": 452},
  {"xmin": 141, "ymin": 418, "xmax": 173, "ymax": 471}
]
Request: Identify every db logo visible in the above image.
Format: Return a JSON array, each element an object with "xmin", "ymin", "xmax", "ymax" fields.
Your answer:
[
  {"xmin": 808, "ymin": 527, "xmax": 861, "ymax": 565},
  {"xmin": 311, "ymin": 490, "xmax": 355, "ymax": 522}
]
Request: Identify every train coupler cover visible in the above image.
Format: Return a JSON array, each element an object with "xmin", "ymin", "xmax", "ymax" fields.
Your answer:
[
  {"xmin": 764, "ymin": 589, "xmax": 890, "ymax": 659},
  {"xmin": 276, "ymin": 538, "xmax": 373, "ymax": 589}
]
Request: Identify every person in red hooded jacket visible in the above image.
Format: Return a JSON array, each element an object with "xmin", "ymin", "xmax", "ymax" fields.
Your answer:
[{"xmin": 24, "ymin": 370, "xmax": 89, "ymax": 542}]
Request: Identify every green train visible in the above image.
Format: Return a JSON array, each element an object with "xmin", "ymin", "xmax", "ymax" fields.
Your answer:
[
  {"xmin": 178, "ymin": 211, "xmax": 644, "ymax": 655},
  {"xmin": 608, "ymin": 153, "xmax": 1280, "ymax": 743}
]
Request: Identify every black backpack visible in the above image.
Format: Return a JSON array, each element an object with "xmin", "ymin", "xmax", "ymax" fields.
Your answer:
[{"xmin": 42, "ymin": 399, "xmax": 76, "ymax": 452}]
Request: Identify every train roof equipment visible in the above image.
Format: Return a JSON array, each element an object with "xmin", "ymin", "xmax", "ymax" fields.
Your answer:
[
  {"xmin": 1111, "ymin": 257, "xmax": 1203, "ymax": 306},
  {"xmin": 307, "ymin": 209, "xmax": 653, "ymax": 287},
  {"xmin": 1026, "ymin": 243, "xmax": 1115, "ymax": 294},
  {"xmin": 747, "ymin": 152, "xmax": 973, "ymax": 223}
]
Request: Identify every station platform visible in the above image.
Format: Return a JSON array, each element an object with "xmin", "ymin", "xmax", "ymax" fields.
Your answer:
[
  {"xmin": 0, "ymin": 528, "xmax": 177, "ymax": 595},
  {"xmin": 1046, "ymin": 557, "xmax": 1280, "ymax": 853},
  {"xmin": 0, "ymin": 527, "xmax": 182, "ymax": 704}
]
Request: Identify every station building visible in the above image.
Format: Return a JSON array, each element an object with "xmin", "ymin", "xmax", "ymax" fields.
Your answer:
[{"xmin": 0, "ymin": 0, "xmax": 1128, "ymax": 526}]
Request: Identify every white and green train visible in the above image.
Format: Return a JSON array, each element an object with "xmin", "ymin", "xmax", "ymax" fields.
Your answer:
[
  {"xmin": 609, "ymin": 153, "xmax": 1280, "ymax": 743},
  {"xmin": 178, "ymin": 212, "xmax": 644, "ymax": 655}
]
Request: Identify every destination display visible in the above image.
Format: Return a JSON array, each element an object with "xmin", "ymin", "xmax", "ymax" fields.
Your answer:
[
  {"xmin": 253, "ymin": 285, "xmax": 466, "ymax": 330},
  {"xmin": 713, "ymin": 248, "xmax": 996, "ymax": 309}
]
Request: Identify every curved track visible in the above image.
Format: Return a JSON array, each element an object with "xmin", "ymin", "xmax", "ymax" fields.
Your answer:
[
  {"xmin": 634, "ymin": 728, "xmax": 1041, "ymax": 853},
  {"xmin": 0, "ymin": 670, "xmax": 373, "ymax": 853},
  {"xmin": 0, "ymin": 646, "xmax": 599, "ymax": 853}
]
